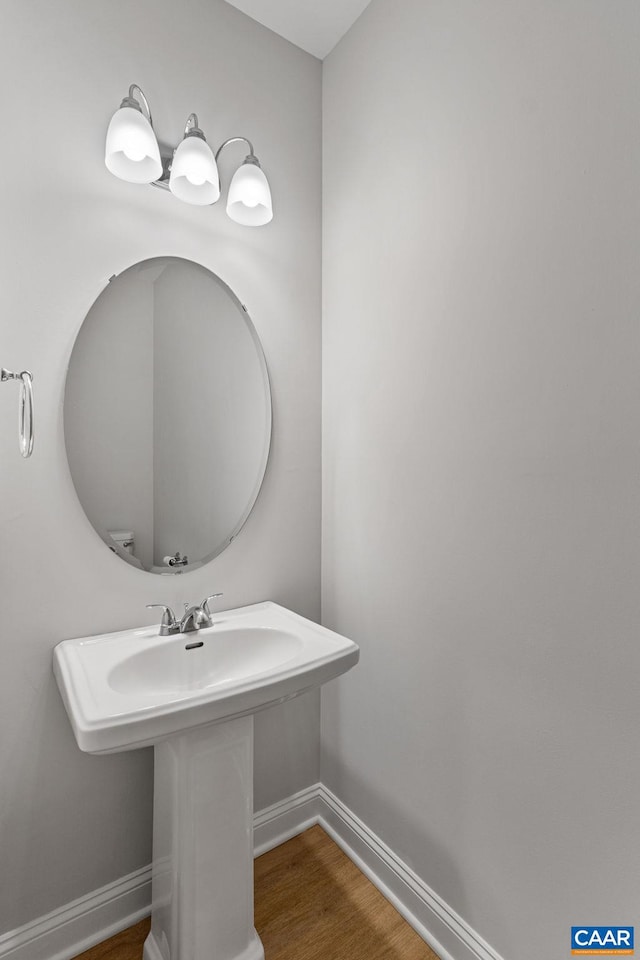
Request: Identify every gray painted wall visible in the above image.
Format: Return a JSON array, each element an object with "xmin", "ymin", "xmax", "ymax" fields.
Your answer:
[
  {"xmin": 321, "ymin": 2, "xmax": 640, "ymax": 959},
  {"xmin": 0, "ymin": 0, "xmax": 321, "ymax": 934}
]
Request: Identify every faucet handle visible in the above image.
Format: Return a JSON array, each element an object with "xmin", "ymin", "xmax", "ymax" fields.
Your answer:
[
  {"xmin": 146, "ymin": 604, "xmax": 178, "ymax": 636},
  {"xmin": 201, "ymin": 593, "xmax": 223, "ymax": 616}
]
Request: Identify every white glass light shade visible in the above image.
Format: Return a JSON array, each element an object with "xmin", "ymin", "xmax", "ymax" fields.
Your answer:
[
  {"xmin": 105, "ymin": 106, "xmax": 162, "ymax": 184},
  {"xmin": 226, "ymin": 162, "xmax": 273, "ymax": 226},
  {"xmin": 169, "ymin": 137, "xmax": 220, "ymax": 205}
]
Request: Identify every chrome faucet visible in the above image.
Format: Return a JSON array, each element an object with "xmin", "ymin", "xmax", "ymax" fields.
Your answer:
[
  {"xmin": 146, "ymin": 604, "xmax": 179, "ymax": 636},
  {"xmin": 180, "ymin": 603, "xmax": 210, "ymax": 633},
  {"xmin": 146, "ymin": 594, "xmax": 223, "ymax": 636}
]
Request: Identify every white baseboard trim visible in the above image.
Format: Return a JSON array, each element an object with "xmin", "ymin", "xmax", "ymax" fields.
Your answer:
[
  {"xmin": 315, "ymin": 785, "xmax": 504, "ymax": 960},
  {"xmin": 253, "ymin": 783, "xmax": 323, "ymax": 856},
  {"xmin": 0, "ymin": 864, "xmax": 151, "ymax": 960},
  {"xmin": 0, "ymin": 783, "xmax": 503, "ymax": 960}
]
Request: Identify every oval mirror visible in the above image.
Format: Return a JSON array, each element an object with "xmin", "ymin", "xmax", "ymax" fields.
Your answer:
[{"xmin": 64, "ymin": 257, "xmax": 271, "ymax": 574}]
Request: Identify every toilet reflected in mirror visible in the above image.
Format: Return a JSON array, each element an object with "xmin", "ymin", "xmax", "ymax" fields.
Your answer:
[{"xmin": 64, "ymin": 257, "xmax": 271, "ymax": 574}]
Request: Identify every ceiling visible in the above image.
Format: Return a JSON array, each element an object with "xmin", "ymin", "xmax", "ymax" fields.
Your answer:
[{"xmin": 224, "ymin": 0, "xmax": 373, "ymax": 60}]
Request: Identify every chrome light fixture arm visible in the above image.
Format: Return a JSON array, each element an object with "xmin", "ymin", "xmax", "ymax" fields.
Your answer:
[
  {"xmin": 215, "ymin": 137, "xmax": 256, "ymax": 164},
  {"xmin": 150, "ymin": 153, "xmax": 172, "ymax": 189},
  {"xmin": 184, "ymin": 113, "xmax": 205, "ymax": 139},
  {"xmin": 123, "ymin": 83, "xmax": 153, "ymax": 124}
]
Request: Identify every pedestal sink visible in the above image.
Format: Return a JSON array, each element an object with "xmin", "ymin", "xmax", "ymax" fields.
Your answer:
[{"xmin": 53, "ymin": 601, "xmax": 359, "ymax": 960}]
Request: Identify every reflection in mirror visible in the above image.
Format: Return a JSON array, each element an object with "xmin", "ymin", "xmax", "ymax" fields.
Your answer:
[{"xmin": 65, "ymin": 257, "xmax": 271, "ymax": 574}]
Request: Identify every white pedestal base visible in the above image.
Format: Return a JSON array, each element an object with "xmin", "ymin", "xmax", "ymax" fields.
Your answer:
[{"xmin": 143, "ymin": 716, "xmax": 265, "ymax": 960}]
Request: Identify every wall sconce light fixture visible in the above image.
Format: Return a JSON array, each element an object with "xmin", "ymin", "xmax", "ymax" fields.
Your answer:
[{"xmin": 105, "ymin": 84, "xmax": 273, "ymax": 226}]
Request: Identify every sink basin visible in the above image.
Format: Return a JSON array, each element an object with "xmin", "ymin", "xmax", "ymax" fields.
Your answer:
[
  {"xmin": 108, "ymin": 626, "xmax": 302, "ymax": 696},
  {"xmin": 53, "ymin": 600, "xmax": 359, "ymax": 960},
  {"xmin": 53, "ymin": 601, "xmax": 359, "ymax": 753}
]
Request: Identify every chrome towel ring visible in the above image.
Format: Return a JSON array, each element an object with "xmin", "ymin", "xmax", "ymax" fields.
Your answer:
[{"xmin": 2, "ymin": 368, "xmax": 34, "ymax": 458}]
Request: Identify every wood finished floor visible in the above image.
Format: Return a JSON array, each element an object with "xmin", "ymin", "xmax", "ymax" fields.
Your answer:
[{"xmin": 72, "ymin": 825, "xmax": 440, "ymax": 960}]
